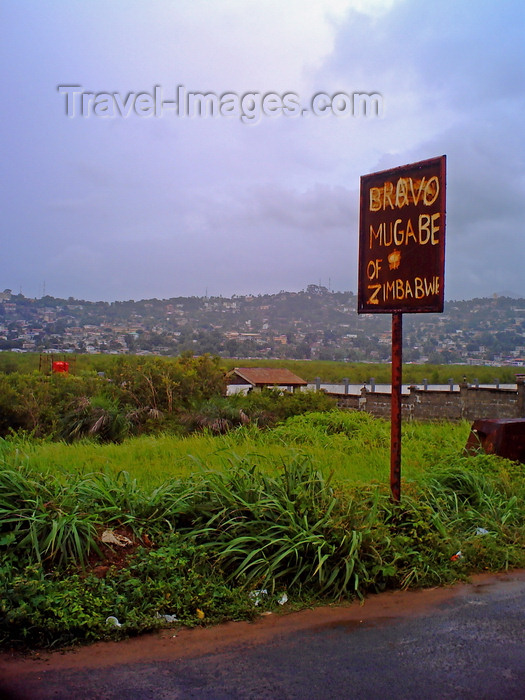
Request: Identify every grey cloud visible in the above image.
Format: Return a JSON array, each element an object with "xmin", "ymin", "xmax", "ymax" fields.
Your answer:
[{"xmin": 1, "ymin": 0, "xmax": 524, "ymax": 302}]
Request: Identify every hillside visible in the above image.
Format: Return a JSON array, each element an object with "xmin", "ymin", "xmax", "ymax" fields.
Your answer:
[{"xmin": 1, "ymin": 286, "xmax": 525, "ymax": 365}]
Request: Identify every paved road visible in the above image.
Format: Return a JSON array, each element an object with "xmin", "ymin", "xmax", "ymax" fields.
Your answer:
[{"xmin": 1, "ymin": 570, "xmax": 524, "ymax": 699}]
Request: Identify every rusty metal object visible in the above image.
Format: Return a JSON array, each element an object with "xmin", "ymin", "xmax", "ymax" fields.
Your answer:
[
  {"xmin": 465, "ymin": 419, "xmax": 525, "ymax": 462},
  {"xmin": 390, "ymin": 313, "xmax": 403, "ymax": 502},
  {"xmin": 358, "ymin": 155, "xmax": 446, "ymax": 314}
]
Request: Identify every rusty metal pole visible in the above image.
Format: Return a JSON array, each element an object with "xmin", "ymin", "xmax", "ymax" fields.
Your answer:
[{"xmin": 391, "ymin": 312, "xmax": 403, "ymax": 502}]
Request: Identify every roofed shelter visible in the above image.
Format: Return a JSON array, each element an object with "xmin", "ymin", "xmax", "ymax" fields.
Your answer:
[{"xmin": 227, "ymin": 367, "xmax": 308, "ymax": 393}]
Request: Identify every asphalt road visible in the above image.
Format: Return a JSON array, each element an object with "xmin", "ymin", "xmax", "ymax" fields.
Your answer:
[{"xmin": 1, "ymin": 570, "xmax": 524, "ymax": 699}]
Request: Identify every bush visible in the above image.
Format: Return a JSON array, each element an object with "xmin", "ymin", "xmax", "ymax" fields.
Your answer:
[
  {"xmin": 0, "ymin": 536, "xmax": 256, "ymax": 648},
  {"xmin": 106, "ymin": 354, "xmax": 226, "ymax": 416},
  {"xmin": 183, "ymin": 456, "xmax": 367, "ymax": 597},
  {"xmin": 60, "ymin": 396, "xmax": 130, "ymax": 443},
  {"xmin": 0, "ymin": 355, "xmax": 227, "ymax": 441},
  {"xmin": 228, "ymin": 389, "xmax": 336, "ymax": 427}
]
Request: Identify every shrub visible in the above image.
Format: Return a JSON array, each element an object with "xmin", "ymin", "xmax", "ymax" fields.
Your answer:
[
  {"xmin": 0, "ymin": 536, "xmax": 256, "ymax": 648},
  {"xmin": 60, "ymin": 396, "xmax": 130, "ymax": 443}
]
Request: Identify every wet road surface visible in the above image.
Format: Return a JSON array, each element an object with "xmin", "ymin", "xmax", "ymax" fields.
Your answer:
[{"xmin": 1, "ymin": 570, "xmax": 524, "ymax": 699}]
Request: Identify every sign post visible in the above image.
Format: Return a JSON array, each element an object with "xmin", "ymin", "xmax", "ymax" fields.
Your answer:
[
  {"xmin": 390, "ymin": 311, "xmax": 402, "ymax": 502},
  {"xmin": 358, "ymin": 156, "xmax": 446, "ymax": 501}
]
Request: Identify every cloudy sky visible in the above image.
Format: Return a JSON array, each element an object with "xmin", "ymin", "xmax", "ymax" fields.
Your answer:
[{"xmin": 1, "ymin": 0, "xmax": 524, "ymax": 302}]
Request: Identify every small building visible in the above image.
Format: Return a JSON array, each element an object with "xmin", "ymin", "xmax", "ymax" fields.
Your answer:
[{"xmin": 227, "ymin": 367, "xmax": 308, "ymax": 393}]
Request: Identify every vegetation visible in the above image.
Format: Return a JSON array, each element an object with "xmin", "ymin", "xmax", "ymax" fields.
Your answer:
[
  {"xmin": 2, "ymin": 286, "xmax": 524, "ymax": 655},
  {"xmin": 0, "ymin": 351, "xmax": 523, "ymax": 651},
  {"xmin": 0, "ymin": 354, "xmax": 344, "ymax": 441},
  {"xmin": 219, "ymin": 358, "xmax": 521, "ymax": 384},
  {"xmin": 1, "ymin": 412, "xmax": 524, "ymax": 650},
  {"xmin": 0, "ymin": 410, "xmax": 464, "ymax": 486},
  {"xmin": 0, "ymin": 352, "xmax": 520, "ymax": 445},
  {"xmin": 0, "ymin": 350, "xmax": 522, "ymax": 384}
]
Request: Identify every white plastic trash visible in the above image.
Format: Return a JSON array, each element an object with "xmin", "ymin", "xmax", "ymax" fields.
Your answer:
[
  {"xmin": 105, "ymin": 616, "xmax": 122, "ymax": 627},
  {"xmin": 156, "ymin": 613, "xmax": 179, "ymax": 623},
  {"xmin": 249, "ymin": 589, "xmax": 268, "ymax": 606},
  {"xmin": 475, "ymin": 527, "xmax": 489, "ymax": 536}
]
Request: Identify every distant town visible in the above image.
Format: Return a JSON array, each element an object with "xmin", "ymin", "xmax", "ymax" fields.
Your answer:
[{"xmin": 1, "ymin": 286, "xmax": 525, "ymax": 366}]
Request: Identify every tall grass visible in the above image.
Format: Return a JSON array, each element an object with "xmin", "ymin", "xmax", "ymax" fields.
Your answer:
[
  {"xmin": 0, "ymin": 412, "xmax": 472, "ymax": 487},
  {"xmin": 1, "ymin": 411, "xmax": 524, "ymax": 649},
  {"xmin": 2, "ymin": 447, "xmax": 523, "ymax": 591},
  {"xmin": 0, "ymin": 463, "xmax": 100, "ymax": 567},
  {"xmin": 180, "ymin": 456, "xmax": 366, "ymax": 596}
]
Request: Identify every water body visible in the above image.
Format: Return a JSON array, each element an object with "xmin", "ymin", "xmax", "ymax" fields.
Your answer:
[
  {"xmin": 228, "ymin": 383, "xmax": 517, "ymax": 396},
  {"xmin": 308, "ymin": 383, "xmax": 517, "ymax": 395}
]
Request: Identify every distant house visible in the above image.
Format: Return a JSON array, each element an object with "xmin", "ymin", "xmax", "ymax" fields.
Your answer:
[{"xmin": 227, "ymin": 367, "xmax": 308, "ymax": 393}]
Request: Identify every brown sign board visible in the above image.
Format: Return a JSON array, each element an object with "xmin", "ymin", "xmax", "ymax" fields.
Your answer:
[{"xmin": 358, "ymin": 155, "xmax": 446, "ymax": 314}]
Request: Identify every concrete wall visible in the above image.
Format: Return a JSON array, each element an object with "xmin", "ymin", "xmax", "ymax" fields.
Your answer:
[{"xmin": 325, "ymin": 378, "xmax": 525, "ymax": 421}]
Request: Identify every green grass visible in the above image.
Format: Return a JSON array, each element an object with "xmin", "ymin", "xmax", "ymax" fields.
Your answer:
[
  {"xmin": 217, "ymin": 358, "xmax": 520, "ymax": 384},
  {"xmin": 0, "ymin": 412, "xmax": 472, "ymax": 487},
  {"xmin": 1, "ymin": 351, "xmax": 520, "ymax": 385},
  {"xmin": 1, "ymin": 411, "xmax": 523, "ymax": 650},
  {"xmin": 0, "ymin": 434, "xmax": 201, "ymax": 484}
]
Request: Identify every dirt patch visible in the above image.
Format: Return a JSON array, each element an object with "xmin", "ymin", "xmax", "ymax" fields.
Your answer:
[{"xmin": 85, "ymin": 526, "xmax": 153, "ymax": 578}]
